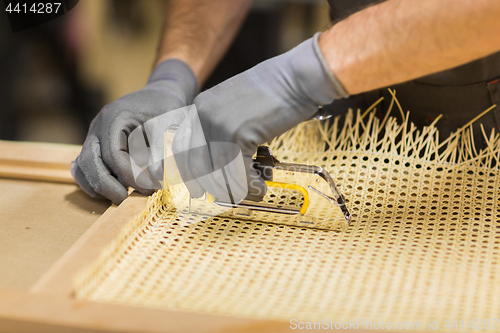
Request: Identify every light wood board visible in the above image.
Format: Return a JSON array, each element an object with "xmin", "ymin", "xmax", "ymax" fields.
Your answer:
[
  {"xmin": 0, "ymin": 178, "xmax": 110, "ymax": 290},
  {"xmin": 0, "ymin": 140, "xmax": 111, "ymax": 291},
  {"xmin": 0, "ymin": 140, "xmax": 81, "ymax": 183}
]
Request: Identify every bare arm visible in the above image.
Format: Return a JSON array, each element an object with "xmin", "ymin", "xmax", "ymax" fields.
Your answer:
[
  {"xmin": 155, "ymin": 0, "xmax": 253, "ymax": 85},
  {"xmin": 319, "ymin": 0, "xmax": 500, "ymax": 95}
]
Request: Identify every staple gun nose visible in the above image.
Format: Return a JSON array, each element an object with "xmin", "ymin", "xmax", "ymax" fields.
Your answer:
[{"xmin": 252, "ymin": 146, "xmax": 351, "ymax": 223}]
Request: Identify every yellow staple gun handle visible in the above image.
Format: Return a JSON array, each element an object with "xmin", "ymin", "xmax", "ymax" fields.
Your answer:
[
  {"xmin": 265, "ymin": 181, "xmax": 309, "ymax": 215},
  {"xmin": 206, "ymin": 181, "xmax": 310, "ymax": 215}
]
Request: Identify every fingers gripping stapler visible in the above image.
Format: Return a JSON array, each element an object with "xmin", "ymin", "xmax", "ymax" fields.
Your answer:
[{"xmin": 164, "ymin": 129, "xmax": 351, "ymax": 231}]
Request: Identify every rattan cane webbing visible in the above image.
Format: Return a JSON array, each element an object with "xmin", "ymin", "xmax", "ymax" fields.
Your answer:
[{"xmin": 74, "ymin": 91, "xmax": 500, "ymax": 327}]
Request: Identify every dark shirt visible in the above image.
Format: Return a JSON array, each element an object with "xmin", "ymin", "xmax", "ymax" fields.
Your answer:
[{"xmin": 324, "ymin": 0, "xmax": 500, "ymax": 146}]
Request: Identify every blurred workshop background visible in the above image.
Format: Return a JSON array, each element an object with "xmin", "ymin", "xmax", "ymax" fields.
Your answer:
[{"xmin": 0, "ymin": 0, "xmax": 330, "ymax": 144}]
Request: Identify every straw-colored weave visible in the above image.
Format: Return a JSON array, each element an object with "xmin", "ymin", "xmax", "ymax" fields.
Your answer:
[{"xmin": 74, "ymin": 91, "xmax": 500, "ymax": 329}]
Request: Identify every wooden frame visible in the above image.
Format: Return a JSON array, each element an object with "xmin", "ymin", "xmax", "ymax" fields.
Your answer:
[
  {"xmin": 0, "ymin": 140, "xmax": 81, "ymax": 184},
  {"xmin": 0, "ymin": 141, "xmax": 298, "ymax": 333}
]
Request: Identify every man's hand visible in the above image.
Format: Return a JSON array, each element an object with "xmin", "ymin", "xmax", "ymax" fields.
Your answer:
[
  {"xmin": 72, "ymin": 59, "xmax": 198, "ymax": 205},
  {"xmin": 172, "ymin": 33, "xmax": 349, "ymax": 203}
]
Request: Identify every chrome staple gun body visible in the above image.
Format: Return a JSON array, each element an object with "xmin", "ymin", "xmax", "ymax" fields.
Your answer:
[
  {"xmin": 164, "ymin": 125, "xmax": 351, "ymax": 231},
  {"xmin": 190, "ymin": 146, "xmax": 351, "ymax": 231}
]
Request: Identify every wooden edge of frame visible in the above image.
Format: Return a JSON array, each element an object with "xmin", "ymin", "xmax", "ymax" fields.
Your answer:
[
  {"xmin": 0, "ymin": 140, "xmax": 81, "ymax": 184},
  {"xmin": 0, "ymin": 289, "xmax": 292, "ymax": 333}
]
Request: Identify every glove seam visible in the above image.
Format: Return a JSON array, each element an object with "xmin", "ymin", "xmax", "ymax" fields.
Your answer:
[{"xmin": 312, "ymin": 32, "xmax": 350, "ymax": 100}]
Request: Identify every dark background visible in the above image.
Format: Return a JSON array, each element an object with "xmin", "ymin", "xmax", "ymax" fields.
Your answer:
[{"xmin": 0, "ymin": 0, "xmax": 329, "ymax": 144}]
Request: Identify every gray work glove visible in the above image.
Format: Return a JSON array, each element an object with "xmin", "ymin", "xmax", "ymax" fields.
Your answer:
[
  {"xmin": 172, "ymin": 33, "xmax": 349, "ymax": 203},
  {"xmin": 72, "ymin": 59, "xmax": 199, "ymax": 205}
]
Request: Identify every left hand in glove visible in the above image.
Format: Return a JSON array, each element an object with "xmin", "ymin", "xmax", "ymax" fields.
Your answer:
[
  {"xmin": 171, "ymin": 33, "xmax": 349, "ymax": 203},
  {"xmin": 71, "ymin": 59, "xmax": 198, "ymax": 205}
]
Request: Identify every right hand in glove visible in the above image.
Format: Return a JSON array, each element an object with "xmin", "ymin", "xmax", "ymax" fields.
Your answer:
[
  {"xmin": 71, "ymin": 59, "xmax": 199, "ymax": 205},
  {"xmin": 171, "ymin": 33, "xmax": 348, "ymax": 204}
]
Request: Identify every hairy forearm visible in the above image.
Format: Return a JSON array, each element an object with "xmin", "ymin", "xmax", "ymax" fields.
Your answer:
[
  {"xmin": 155, "ymin": 0, "xmax": 253, "ymax": 84},
  {"xmin": 319, "ymin": 0, "xmax": 500, "ymax": 95}
]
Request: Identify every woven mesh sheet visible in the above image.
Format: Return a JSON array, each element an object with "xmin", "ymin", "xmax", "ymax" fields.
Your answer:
[{"xmin": 74, "ymin": 92, "xmax": 500, "ymax": 327}]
